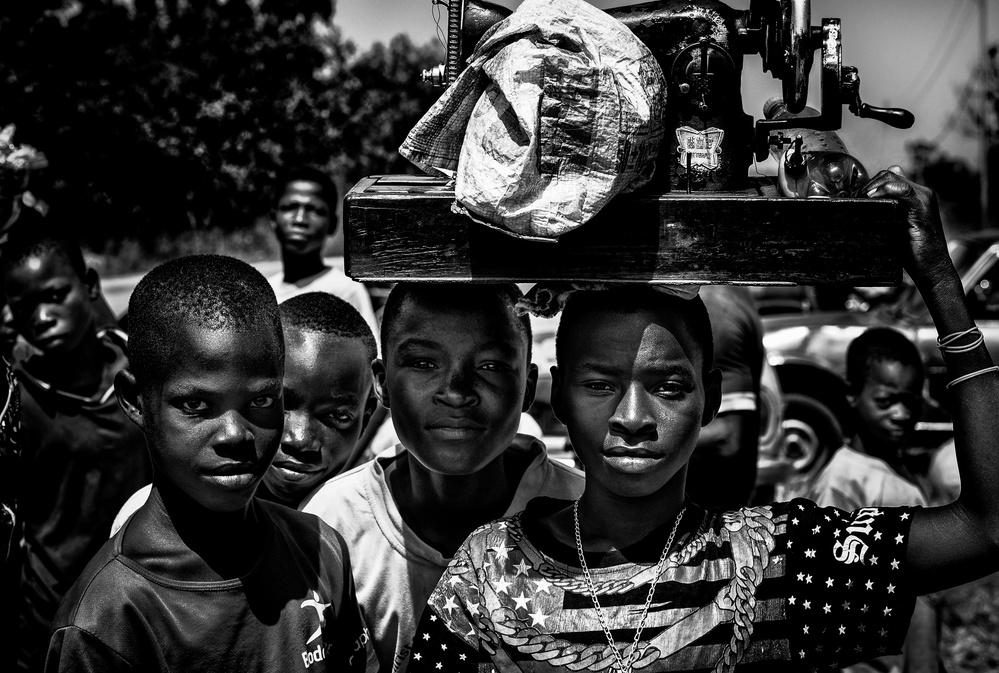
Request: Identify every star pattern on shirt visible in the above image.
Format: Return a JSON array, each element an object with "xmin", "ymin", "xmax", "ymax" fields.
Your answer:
[{"xmin": 783, "ymin": 503, "xmax": 917, "ymax": 671}]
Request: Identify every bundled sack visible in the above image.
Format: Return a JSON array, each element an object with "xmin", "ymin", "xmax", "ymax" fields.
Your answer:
[{"xmin": 399, "ymin": 0, "xmax": 666, "ymax": 240}]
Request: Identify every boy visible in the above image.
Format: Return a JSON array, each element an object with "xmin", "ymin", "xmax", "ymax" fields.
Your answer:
[
  {"xmin": 808, "ymin": 327, "xmax": 927, "ymax": 512},
  {"xmin": 808, "ymin": 327, "xmax": 939, "ymax": 673},
  {"xmin": 268, "ymin": 165, "xmax": 378, "ymax": 340},
  {"xmin": 45, "ymin": 255, "xmax": 370, "ymax": 672},
  {"xmin": 108, "ymin": 289, "xmax": 380, "ymax": 528},
  {"xmin": 262, "ymin": 291, "xmax": 378, "ymax": 507},
  {"xmin": 301, "ymin": 283, "xmax": 585, "ymax": 672},
  {"xmin": 409, "ymin": 168, "xmax": 999, "ymax": 672},
  {"xmin": 1, "ymin": 223, "xmax": 150, "ymax": 672}
]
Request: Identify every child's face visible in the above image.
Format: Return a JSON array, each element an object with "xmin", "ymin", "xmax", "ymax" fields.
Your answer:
[
  {"xmin": 139, "ymin": 325, "xmax": 284, "ymax": 512},
  {"xmin": 263, "ymin": 329, "xmax": 374, "ymax": 505},
  {"xmin": 272, "ymin": 180, "xmax": 332, "ymax": 256},
  {"xmin": 552, "ymin": 307, "xmax": 720, "ymax": 500},
  {"xmin": 376, "ymin": 298, "xmax": 537, "ymax": 476},
  {"xmin": 851, "ymin": 359, "xmax": 923, "ymax": 448},
  {"xmin": 3, "ymin": 250, "xmax": 96, "ymax": 357}
]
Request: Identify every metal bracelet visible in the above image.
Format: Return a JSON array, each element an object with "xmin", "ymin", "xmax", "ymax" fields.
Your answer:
[
  {"xmin": 937, "ymin": 327, "xmax": 985, "ymax": 354},
  {"xmin": 946, "ymin": 366, "xmax": 999, "ymax": 390}
]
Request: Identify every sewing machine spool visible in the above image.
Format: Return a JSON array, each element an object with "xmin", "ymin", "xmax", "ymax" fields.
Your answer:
[{"xmin": 348, "ymin": 0, "xmax": 910, "ymax": 285}]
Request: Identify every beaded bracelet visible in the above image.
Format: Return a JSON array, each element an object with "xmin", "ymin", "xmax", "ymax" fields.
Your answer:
[
  {"xmin": 937, "ymin": 326, "xmax": 985, "ymax": 354},
  {"xmin": 946, "ymin": 365, "xmax": 999, "ymax": 389}
]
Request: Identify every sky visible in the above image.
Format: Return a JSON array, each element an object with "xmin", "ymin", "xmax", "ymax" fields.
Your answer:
[{"xmin": 333, "ymin": 0, "xmax": 998, "ymax": 176}]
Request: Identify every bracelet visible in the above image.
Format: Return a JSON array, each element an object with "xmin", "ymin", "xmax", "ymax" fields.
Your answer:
[
  {"xmin": 946, "ymin": 365, "xmax": 999, "ymax": 389},
  {"xmin": 937, "ymin": 327, "xmax": 985, "ymax": 354}
]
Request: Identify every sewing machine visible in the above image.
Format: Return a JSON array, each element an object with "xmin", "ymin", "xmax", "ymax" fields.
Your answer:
[{"xmin": 343, "ymin": 0, "xmax": 914, "ymax": 284}]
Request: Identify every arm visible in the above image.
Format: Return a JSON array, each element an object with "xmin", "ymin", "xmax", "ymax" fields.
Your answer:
[{"xmin": 865, "ymin": 168, "xmax": 999, "ymax": 592}]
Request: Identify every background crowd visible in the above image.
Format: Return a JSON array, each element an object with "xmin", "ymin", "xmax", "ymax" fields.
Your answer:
[{"xmin": 2, "ymin": 1, "xmax": 999, "ymax": 672}]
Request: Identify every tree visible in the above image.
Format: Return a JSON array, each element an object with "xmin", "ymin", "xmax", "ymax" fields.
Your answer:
[{"xmin": 0, "ymin": 0, "xmax": 443, "ymax": 248}]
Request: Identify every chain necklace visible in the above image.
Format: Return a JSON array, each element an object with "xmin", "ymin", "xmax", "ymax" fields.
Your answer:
[{"xmin": 573, "ymin": 499, "xmax": 686, "ymax": 673}]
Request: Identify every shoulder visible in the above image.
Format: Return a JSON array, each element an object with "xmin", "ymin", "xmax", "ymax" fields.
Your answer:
[
  {"xmin": 258, "ymin": 500, "xmax": 352, "ymax": 574},
  {"xmin": 299, "ymin": 459, "xmax": 383, "ymax": 532},
  {"xmin": 506, "ymin": 436, "xmax": 584, "ymax": 509},
  {"xmin": 52, "ymin": 537, "xmax": 138, "ymax": 636},
  {"xmin": 301, "ymin": 460, "xmax": 376, "ymax": 511}
]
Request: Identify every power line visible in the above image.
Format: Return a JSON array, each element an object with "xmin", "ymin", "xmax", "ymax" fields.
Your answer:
[
  {"xmin": 907, "ymin": 0, "xmax": 976, "ymax": 104},
  {"xmin": 902, "ymin": 0, "xmax": 971, "ymax": 93}
]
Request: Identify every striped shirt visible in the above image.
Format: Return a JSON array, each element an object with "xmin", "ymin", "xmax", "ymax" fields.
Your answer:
[{"xmin": 410, "ymin": 498, "xmax": 917, "ymax": 672}]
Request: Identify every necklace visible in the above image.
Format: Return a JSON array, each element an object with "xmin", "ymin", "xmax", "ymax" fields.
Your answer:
[{"xmin": 573, "ymin": 499, "xmax": 686, "ymax": 673}]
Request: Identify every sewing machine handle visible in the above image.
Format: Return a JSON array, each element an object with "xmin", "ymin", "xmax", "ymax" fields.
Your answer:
[{"xmin": 852, "ymin": 103, "xmax": 914, "ymax": 130}]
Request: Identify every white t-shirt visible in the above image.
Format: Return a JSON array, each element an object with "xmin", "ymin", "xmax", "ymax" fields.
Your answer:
[
  {"xmin": 267, "ymin": 262, "xmax": 379, "ymax": 350},
  {"xmin": 299, "ymin": 435, "xmax": 585, "ymax": 673},
  {"xmin": 807, "ymin": 445, "xmax": 929, "ymax": 511}
]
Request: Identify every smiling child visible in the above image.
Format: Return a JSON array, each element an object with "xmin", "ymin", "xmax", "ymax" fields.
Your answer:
[
  {"xmin": 301, "ymin": 282, "xmax": 584, "ymax": 672},
  {"xmin": 261, "ymin": 291, "xmax": 377, "ymax": 508},
  {"xmin": 408, "ymin": 168, "xmax": 999, "ymax": 672}
]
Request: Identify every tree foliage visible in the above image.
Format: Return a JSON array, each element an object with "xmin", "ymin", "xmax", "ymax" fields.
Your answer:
[{"xmin": 0, "ymin": 0, "xmax": 443, "ymax": 245}]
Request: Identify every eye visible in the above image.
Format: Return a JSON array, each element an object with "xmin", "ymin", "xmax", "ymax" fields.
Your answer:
[
  {"xmin": 874, "ymin": 397, "xmax": 893, "ymax": 410},
  {"xmin": 405, "ymin": 358, "xmax": 436, "ymax": 370},
  {"xmin": 653, "ymin": 381, "xmax": 688, "ymax": 399},
  {"xmin": 250, "ymin": 395, "xmax": 278, "ymax": 409},
  {"xmin": 328, "ymin": 409, "xmax": 354, "ymax": 424},
  {"xmin": 179, "ymin": 398, "xmax": 208, "ymax": 413},
  {"xmin": 582, "ymin": 380, "xmax": 614, "ymax": 393},
  {"xmin": 479, "ymin": 361, "xmax": 512, "ymax": 372}
]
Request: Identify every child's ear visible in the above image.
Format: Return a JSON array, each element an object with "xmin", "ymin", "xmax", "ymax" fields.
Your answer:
[
  {"xmin": 371, "ymin": 358, "xmax": 389, "ymax": 409},
  {"xmin": 701, "ymin": 367, "xmax": 723, "ymax": 427},
  {"xmin": 549, "ymin": 365, "xmax": 565, "ymax": 424},
  {"xmin": 521, "ymin": 363, "xmax": 539, "ymax": 413},
  {"xmin": 115, "ymin": 368, "xmax": 146, "ymax": 430},
  {"xmin": 85, "ymin": 268, "xmax": 101, "ymax": 302}
]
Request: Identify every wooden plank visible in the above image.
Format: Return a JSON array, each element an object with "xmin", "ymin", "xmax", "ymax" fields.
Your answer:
[{"xmin": 343, "ymin": 175, "xmax": 902, "ymax": 285}]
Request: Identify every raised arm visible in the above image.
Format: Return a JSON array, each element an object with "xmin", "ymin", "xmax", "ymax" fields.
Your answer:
[{"xmin": 865, "ymin": 167, "xmax": 999, "ymax": 593}]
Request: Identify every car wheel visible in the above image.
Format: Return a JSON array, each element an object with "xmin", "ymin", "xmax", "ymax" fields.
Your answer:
[{"xmin": 780, "ymin": 393, "xmax": 843, "ymax": 495}]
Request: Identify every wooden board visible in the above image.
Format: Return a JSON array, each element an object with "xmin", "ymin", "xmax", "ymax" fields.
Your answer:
[{"xmin": 343, "ymin": 175, "xmax": 902, "ymax": 285}]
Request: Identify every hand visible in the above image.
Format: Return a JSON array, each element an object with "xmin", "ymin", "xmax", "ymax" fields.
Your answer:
[{"xmin": 863, "ymin": 166, "xmax": 953, "ymax": 284}]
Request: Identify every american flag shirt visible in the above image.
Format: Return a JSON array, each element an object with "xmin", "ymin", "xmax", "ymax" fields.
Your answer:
[{"xmin": 408, "ymin": 498, "xmax": 917, "ymax": 673}]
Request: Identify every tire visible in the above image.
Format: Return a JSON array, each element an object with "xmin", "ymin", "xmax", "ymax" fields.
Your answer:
[{"xmin": 781, "ymin": 392, "xmax": 843, "ymax": 486}]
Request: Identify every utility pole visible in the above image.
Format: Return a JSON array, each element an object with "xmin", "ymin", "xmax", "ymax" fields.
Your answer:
[{"xmin": 981, "ymin": 0, "xmax": 990, "ymax": 228}]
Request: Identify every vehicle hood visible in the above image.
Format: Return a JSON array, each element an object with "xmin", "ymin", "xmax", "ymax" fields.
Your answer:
[{"xmin": 761, "ymin": 310, "xmax": 911, "ymax": 376}]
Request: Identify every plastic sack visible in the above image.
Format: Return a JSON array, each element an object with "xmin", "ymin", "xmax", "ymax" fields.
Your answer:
[{"xmin": 399, "ymin": 0, "xmax": 666, "ymax": 241}]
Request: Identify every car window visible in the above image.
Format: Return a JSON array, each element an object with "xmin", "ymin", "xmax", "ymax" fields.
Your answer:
[{"xmin": 968, "ymin": 256, "xmax": 999, "ymax": 320}]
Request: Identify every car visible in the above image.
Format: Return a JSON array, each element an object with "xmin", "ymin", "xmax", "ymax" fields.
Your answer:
[{"xmin": 759, "ymin": 229, "xmax": 999, "ymax": 490}]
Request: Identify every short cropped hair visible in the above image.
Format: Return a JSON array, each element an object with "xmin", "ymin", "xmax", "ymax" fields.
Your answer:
[
  {"xmin": 128, "ymin": 254, "xmax": 284, "ymax": 389},
  {"xmin": 0, "ymin": 210, "xmax": 87, "ymax": 281},
  {"xmin": 556, "ymin": 288, "xmax": 714, "ymax": 377},
  {"xmin": 846, "ymin": 327, "xmax": 924, "ymax": 394},
  {"xmin": 279, "ymin": 292, "xmax": 377, "ymax": 365},
  {"xmin": 273, "ymin": 165, "xmax": 338, "ymax": 214},
  {"xmin": 381, "ymin": 283, "xmax": 532, "ymax": 364}
]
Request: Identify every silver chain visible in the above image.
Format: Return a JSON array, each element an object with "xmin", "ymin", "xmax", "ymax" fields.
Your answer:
[{"xmin": 573, "ymin": 499, "xmax": 686, "ymax": 673}]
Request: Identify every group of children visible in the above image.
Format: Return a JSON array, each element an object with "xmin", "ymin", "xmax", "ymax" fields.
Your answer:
[{"xmin": 2, "ymin": 165, "xmax": 998, "ymax": 673}]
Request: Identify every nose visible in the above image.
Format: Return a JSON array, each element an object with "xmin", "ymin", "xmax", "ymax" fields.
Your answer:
[
  {"xmin": 609, "ymin": 383, "xmax": 657, "ymax": 439},
  {"xmin": 281, "ymin": 411, "xmax": 319, "ymax": 458},
  {"xmin": 888, "ymin": 402, "xmax": 912, "ymax": 423},
  {"xmin": 292, "ymin": 205, "xmax": 308, "ymax": 224},
  {"xmin": 213, "ymin": 410, "xmax": 254, "ymax": 451},
  {"xmin": 34, "ymin": 305, "xmax": 57, "ymax": 334},
  {"xmin": 434, "ymin": 364, "xmax": 478, "ymax": 408}
]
